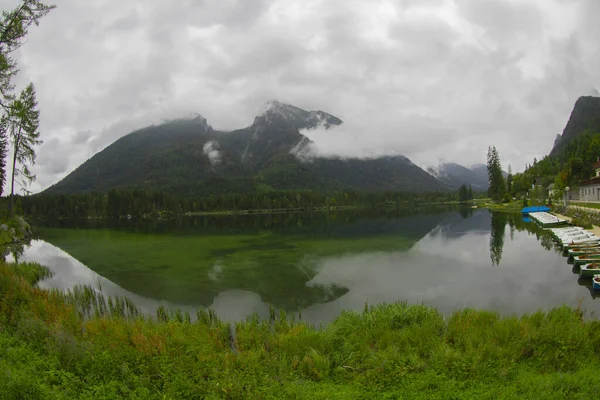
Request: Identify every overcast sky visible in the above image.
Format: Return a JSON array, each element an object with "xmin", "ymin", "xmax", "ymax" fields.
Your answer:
[{"xmin": 4, "ymin": 0, "xmax": 600, "ymax": 193}]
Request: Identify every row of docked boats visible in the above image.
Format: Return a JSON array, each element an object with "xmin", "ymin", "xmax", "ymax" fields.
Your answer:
[{"xmin": 549, "ymin": 226, "xmax": 600, "ymax": 290}]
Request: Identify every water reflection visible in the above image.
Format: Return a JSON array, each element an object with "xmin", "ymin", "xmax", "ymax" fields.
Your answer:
[
  {"xmin": 14, "ymin": 209, "xmax": 600, "ymax": 324},
  {"xmin": 490, "ymin": 212, "xmax": 507, "ymax": 266},
  {"xmin": 9, "ymin": 240, "xmax": 273, "ymax": 322},
  {"xmin": 458, "ymin": 205, "xmax": 474, "ymax": 219}
]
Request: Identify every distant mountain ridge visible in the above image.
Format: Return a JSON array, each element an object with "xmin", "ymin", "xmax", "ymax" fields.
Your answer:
[
  {"xmin": 427, "ymin": 163, "xmax": 491, "ymax": 191},
  {"xmin": 45, "ymin": 101, "xmax": 449, "ymax": 195}
]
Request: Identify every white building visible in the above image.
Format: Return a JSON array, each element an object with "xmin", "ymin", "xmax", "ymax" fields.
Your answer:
[{"xmin": 579, "ymin": 160, "xmax": 600, "ymax": 201}]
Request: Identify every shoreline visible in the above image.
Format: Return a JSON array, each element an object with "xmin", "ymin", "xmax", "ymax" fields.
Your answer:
[{"xmin": 553, "ymin": 212, "xmax": 600, "ymax": 237}]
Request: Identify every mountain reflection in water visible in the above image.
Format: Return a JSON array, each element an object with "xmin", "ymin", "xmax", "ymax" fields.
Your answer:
[{"xmin": 13, "ymin": 209, "xmax": 600, "ymax": 324}]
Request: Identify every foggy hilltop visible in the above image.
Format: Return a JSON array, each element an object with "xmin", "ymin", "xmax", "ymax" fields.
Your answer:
[{"xmin": 45, "ymin": 101, "xmax": 481, "ymax": 195}]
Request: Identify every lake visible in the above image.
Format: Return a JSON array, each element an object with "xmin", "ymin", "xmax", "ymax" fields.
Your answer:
[{"xmin": 10, "ymin": 207, "xmax": 600, "ymax": 324}]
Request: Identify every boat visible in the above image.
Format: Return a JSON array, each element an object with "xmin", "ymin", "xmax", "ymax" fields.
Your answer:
[
  {"xmin": 556, "ymin": 232, "xmax": 595, "ymax": 241},
  {"xmin": 574, "ymin": 254, "xmax": 600, "ymax": 266},
  {"xmin": 565, "ymin": 241, "xmax": 600, "ymax": 248},
  {"xmin": 593, "ymin": 275, "xmax": 600, "ymax": 291},
  {"xmin": 579, "ymin": 264, "xmax": 600, "ymax": 278},
  {"xmin": 550, "ymin": 227, "xmax": 583, "ymax": 233},
  {"xmin": 568, "ymin": 248, "xmax": 600, "ymax": 258},
  {"xmin": 551, "ymin": 228, "xmax": 585, "ymax": 238},
  {"xmin": 562, "ymin": 242, "xmax": 600, "ymax": 250},
  {"xmin": 529, "ymin": 212, "xmax": 568, "ymax": 227},
  {"xmin": 562, "ymin": 239, "xmax": 600, "ymax": 250}
]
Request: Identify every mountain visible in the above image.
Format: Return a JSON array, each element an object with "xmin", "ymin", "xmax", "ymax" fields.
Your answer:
[
  {"xmin": 550, "ymin": 96, "xmax": 600, "ymax": 156},
  {"xmin": 507, "ymin": 94, "xmax": 600, "ymax": 194},
  {"xmin": 44, "ymin": 101, "xmax": 446, "ymax": 195},
  {"xmin": 427, "ymin": 163, "xmax": 490, "ymax": 191}
]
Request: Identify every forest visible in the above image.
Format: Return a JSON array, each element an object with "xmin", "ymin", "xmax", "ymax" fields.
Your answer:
[
  {"xmin": 511, "ymin": 129, "xmax": 600, "ymax": 197},
  {"xmin": 7, "ymin": 188, "xmax": 471, "ymax": 219}
]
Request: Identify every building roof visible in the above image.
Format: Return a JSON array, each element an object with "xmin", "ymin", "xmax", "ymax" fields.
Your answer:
[
  {"xmin": 580, "ymin": 176, "xmax": 600, "ymax": 187},
  {"xmin": 593, "ymin": 160, "xmax": 600, "ymax": 170}
]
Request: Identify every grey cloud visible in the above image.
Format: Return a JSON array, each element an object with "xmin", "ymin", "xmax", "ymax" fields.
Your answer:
[
  {"xmin": 37, "ymin": 138, "xmax": 70, "ymax": 175},
  {"xmin": 457, "ymin": 0, "xmax": 544, "ymax": 40},
  {"xmin": 71, "ymin": 130, "xmax": 92, "ymax": 145},
  {"xmin": 3, "ymin": 0, "xmax": 598, "ymax": 193},
  {"xmin": 203, "ymin": 141, "xmax": 222, "ymax": 166}
]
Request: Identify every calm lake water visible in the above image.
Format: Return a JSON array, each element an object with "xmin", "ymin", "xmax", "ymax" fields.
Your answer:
[{"xmin": 11, "ymin": 208, "xmax": 600, "ymax": 323}]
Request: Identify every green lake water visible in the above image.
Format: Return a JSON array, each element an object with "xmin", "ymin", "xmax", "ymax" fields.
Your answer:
[{"xmin": 13, "ymin": 208, "xmax": 600, "ymax": 323}]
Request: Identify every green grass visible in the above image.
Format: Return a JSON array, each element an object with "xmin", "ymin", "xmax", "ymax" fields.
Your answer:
[
  {"xmin": 35, "ymin": 226, "xmax": 422, "ymax": 309},
  {"xmin": 3, "ymin": 261, "xmax": 600, "ymax": 398},
  {"xmin": 484, "ymin": 201, "xmax": 523, "ymax": 213},
  {"xmin": 566, "ymin": 207, "xmax": 600, "ymax": 228}
]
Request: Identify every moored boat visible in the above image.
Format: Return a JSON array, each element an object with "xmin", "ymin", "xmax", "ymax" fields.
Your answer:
[
  {"xmin": 579, "ymin": 264, "xmax": 600, "ymax": 278},
  {"xmin": 562, "ymin": 239, "xmax": 600, "ymax": 250},
  {"xmin": 556, "ymin": 233, "xmax": 596, "ymax": 242},
  {"xmin": 529, "ymin": 212, "xmax": 568, "ymax": 227},
  {"xmin": 552, "ymin": 228, "xmax": 585, "ymax": 239},
  {"xmin": 574, "ymin": 254, "xmax": 600, "ymax": 266},
  {"xmin": 594, "ymin": 275, "xmax": 600, "ymax": 291},
  {"xmin": 568, "ymin": 247, "xmax": 600, "ymax": 257},
  {"xmin": 568, "ymin": 249, "xmax": 600, "ymax": 261}
]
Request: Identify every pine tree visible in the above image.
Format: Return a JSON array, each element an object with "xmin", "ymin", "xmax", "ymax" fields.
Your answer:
[
  {"xmin": 506, "ymin": 165, "xmax": 513, "ymax": 196},
  {"xmin": 487, "ymin": 146, "xmax": 506, "ymax": 202},
  {"xmin": 8, "ymin": 83, "xmax": 41, "ymax": 213},
  {"xmin": 0, "ymin": 1, "xmax": 55, "ymax": 109},
  {"xmin": 0, "ymin": 1, "xmax": 54, "ymax": 207},
  {"xmin": 458, "ymin": 184, "xmax": 468, "ymax": 202},
  {"xmin": 0, "ymin": 114, "xmax": 8, "ymax": 195}
]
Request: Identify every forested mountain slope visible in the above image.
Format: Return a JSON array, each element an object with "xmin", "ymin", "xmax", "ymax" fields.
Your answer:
[
  {"xmin": 510, "ymin": 95, "xmax": 600, "ymax": 194},
  {"xmin": 45, "ymin": 102, "xmax": 447, "ymax": 195},
  {"xmin": 550, "ymin": 96, "xmax": 600, "ymax": 157}
]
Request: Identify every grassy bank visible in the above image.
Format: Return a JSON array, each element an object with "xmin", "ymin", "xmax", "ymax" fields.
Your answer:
[
  {"xmin": 483, "ymin": 201, "xmax": 523, "ymax": 213},
  {"xmin": 2, "ymin": 262, "xmax": 600, "ymax": 398}
]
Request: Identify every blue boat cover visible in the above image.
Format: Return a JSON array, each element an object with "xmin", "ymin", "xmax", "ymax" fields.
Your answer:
[
  {"xmin": 522, "ymin": 206, "xmax": 550, "ymax": 214},
  {"xmin": 522, "ymin": 217, "xmax": 532, "ymax": 223}
]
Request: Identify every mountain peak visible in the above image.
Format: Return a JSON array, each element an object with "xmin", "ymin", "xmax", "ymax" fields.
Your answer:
[
  {"xmin": 254, "ymin": 100, "xmax": 343, "ymax": 130},
  {"xmin": 550, "ymin": 95, "xmax": 600, "ymax": 156},
  {"xmin": 263, "ymin": 100, "xmax": 306, "ymax": 121},
  {"xmin": 161, "ymin": 113, "xmax": 212, "ymax": 132}
]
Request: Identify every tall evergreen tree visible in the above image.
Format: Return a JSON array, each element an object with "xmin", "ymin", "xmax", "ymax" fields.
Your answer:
[
  {"xmin": 0, "ymin": 1, "xmax": 55, "ymax": 109},
  {"xmin": 487, "ymin": 146, "xmax": 506, "ymax": 202},
  {"xmin": 506, "ymin": 165, "xmax": 513, "ymax": 195},
  {"xmin": 458, "ymin": 184, "xmax": 468, "ymax": 202},
  {"xmin": 8, "ymin": 83, "xmax": 41, "ymax": 212},
  {"xmin": 0, "ymin": 114, "xmax": 8, "ymax": 195},
  {"xmin": 0, "ymin": 1, "xmax": 54, "ymax": 205}
]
